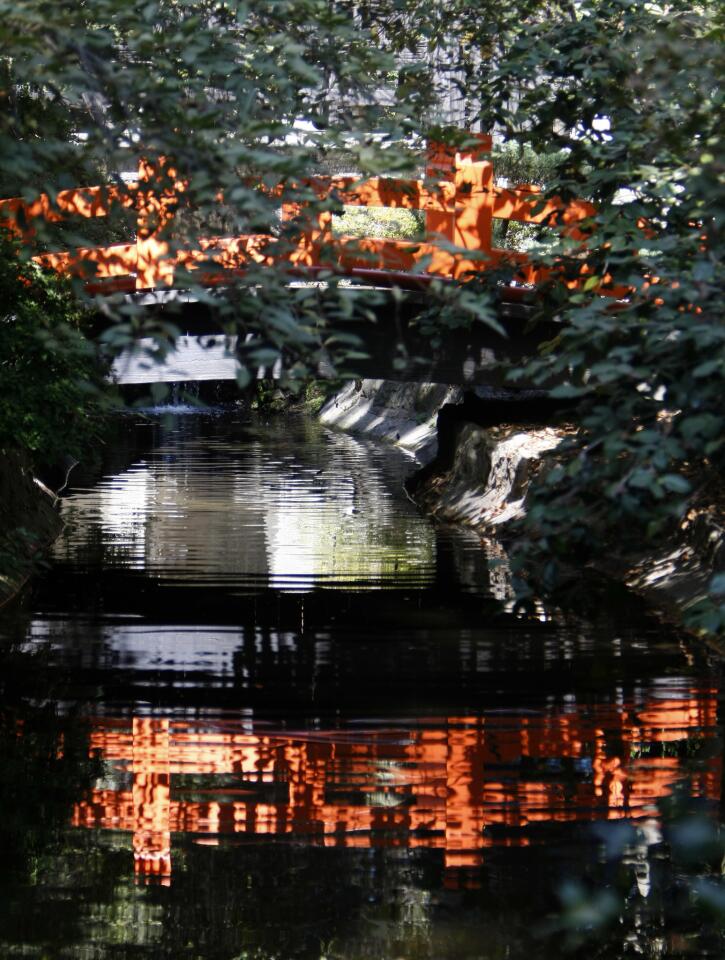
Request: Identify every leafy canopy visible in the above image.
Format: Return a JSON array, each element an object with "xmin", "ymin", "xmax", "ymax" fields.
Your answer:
[{"xmin": 0, "ymin": 0, "xmax": 723, "ymax": 631}]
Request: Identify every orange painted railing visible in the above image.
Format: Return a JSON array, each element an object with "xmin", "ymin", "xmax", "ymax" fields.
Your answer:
[
  {"xmin": 0, "ymin": 134, "xmax": 614, "ymax": 296},
  {"xmin": 71, "ymin": 686, "xmax": 720, "ymax": 886}
]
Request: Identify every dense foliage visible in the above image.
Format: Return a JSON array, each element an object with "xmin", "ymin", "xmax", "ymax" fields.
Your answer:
[
  {"xmin": 0, "ymin": 238, "xmax": 111, "ymax": 466},
  {"xmin": 473, "ymin": 1, "xmax": 725, "ymax": 634},
  {"xmin": 0, "ymin": 0, "xmax": 438, "ymax": 386},
  {"xmin": 377, "ymin": 0, "xmax": 723, "ymax": 634},
  {"xmin": 0, "ymin": 0, "xmax": 723, "ymax": 633}
]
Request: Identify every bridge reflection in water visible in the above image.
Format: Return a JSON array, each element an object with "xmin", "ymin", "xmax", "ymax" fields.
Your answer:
[{"xmin": 73, "ymin": 688, "xmax": 720, "ymax": 887}]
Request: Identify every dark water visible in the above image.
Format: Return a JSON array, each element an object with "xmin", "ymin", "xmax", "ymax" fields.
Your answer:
[{"xmin": 1, "ymin": 411, "xmax": 723, "ymax": 959}]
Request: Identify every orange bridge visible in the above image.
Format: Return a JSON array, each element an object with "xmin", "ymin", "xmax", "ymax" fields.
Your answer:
[{"xmin": 1, "ymin": 134, "xmax": 618, "ymax": 297}]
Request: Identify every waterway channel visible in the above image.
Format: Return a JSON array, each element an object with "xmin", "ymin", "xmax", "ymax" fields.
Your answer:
[{"xmin": 0, "ymin": 408, "xmax": 723, "ymax": 958}]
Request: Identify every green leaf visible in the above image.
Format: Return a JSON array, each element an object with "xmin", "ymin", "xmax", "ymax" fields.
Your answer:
[
  {"xmin": 710, "ymin": 574, "xmax": 725, "ymax": 597},
  {"xmin": 659, "ymin": 474, "xmax": 691, "ymax": 494},
  {"xmin": 692, "ymin": 359, "xmax": 723, "ymax": 378},
  {"xmin": 550, "ymin": 384, "xmax": 587, "ymax": 398},
  {"xmin": 235, "ymin": 365, "xmax": 251, "ymax": 389}
]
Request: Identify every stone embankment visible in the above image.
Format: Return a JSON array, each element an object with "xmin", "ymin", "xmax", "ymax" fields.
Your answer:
[
  {"xmin": 319, "ymin": 378, "xmax": 569, "ymax": 526},
  {"xmin": 320, "ymin": 378, "xmax": 724, "ymax": 637}
]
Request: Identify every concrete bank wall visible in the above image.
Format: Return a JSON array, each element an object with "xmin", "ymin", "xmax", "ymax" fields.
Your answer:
[
  {"xmin": 319, "ymin": 378, "xmax": 724, "ymax": 638},
  {"xmin": 319, "ymin": 379, "xmax": 570, "ymax": 528},
  {"xmin": 318, "ymin": 379, "xmax": 566, "ymax": 523},
  {"xmin": 319, "ymin": 379, "xmax": 463, "ymax": 463}
]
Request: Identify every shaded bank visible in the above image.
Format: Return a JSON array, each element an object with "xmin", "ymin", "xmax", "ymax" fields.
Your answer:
[
  {"xmin": 320, "ymin": 378, "xmax": 724, "ymax": 640},
  {"xmin": 0, "ymin": 449, "xmax": 62, "ymax": 607},
  {"xmin": 0, "ymin": 413, "xmax": 160, "ymax": 608}
]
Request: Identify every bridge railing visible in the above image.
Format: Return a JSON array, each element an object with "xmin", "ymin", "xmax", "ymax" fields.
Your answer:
[{"xmin": 0, "ymin": 133, "xmax": 615, "ymax": 295}]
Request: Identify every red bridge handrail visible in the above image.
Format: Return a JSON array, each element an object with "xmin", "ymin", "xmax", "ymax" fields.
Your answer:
[{"xmin": 0, "ymin": 133, "xmax": 624, "ymax": 296}]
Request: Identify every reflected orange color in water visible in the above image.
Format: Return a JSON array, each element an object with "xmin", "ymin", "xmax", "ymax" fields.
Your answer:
[
  {"xmin": 72, "ymin": 690, "xmax": 720, "ymax": 886},
  {"xmin": 131, "ymin": 719, "xmax": 172, "ymax": 884}
]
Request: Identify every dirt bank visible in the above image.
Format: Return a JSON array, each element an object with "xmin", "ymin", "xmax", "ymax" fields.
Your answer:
[{"xmin": 0, "ymin": 448, "xmax": 63, "ymax": 608}]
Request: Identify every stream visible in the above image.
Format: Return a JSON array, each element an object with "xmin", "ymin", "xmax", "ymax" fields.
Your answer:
[{"xmin": 0, "ymin": 408, "xmax": 722, "ymax": 958}]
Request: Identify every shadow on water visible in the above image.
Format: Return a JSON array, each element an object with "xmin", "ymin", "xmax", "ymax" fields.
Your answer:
[{"xmin": 1, "ymin": 409, "xmax": 723, "ymax": 958}]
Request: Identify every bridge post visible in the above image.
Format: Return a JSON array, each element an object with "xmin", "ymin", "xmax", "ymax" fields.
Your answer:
[
  {"xmin": 425, "ymin": 134, "xmax": 494, "ymax": 269},
  {"xmin": 135, "ymin": 159, "xmax": 179, "ymax": 289},
  {"xmin": 453, "ymin": 142, "xmax": 495, "ymax": 274},
  {"xmin": 425, "ymin": 141, "xmax": 457, "ymax": 243}
]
